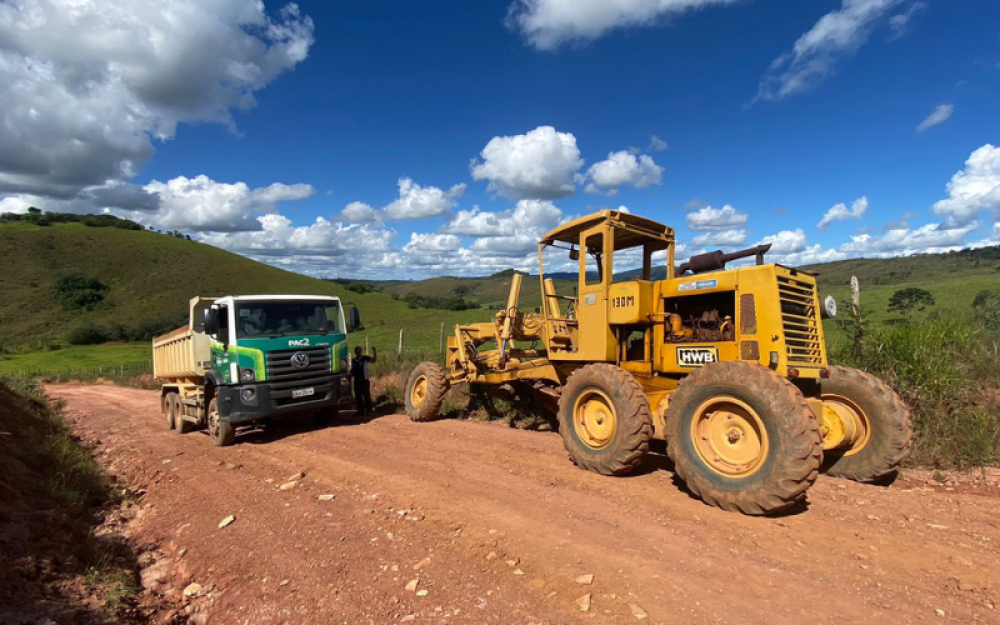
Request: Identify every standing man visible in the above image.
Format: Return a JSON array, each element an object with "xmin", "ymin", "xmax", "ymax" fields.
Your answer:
[{"xmin": 351, "ymin": 345, "xmax": 377, "ymax": 416}]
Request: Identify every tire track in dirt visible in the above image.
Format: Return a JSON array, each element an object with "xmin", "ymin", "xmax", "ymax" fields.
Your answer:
[{"xmin": 49, "ymin": 384, "xmax": 1000, "ymax": 624}]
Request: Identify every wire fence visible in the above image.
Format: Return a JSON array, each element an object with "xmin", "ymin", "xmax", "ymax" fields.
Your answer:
[{"xmin": 1, "ymin": 360, "xmax": 153, "ymax": 380}]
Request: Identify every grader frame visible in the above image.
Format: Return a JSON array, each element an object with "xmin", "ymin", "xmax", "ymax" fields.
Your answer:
[{"xmin": 407, "ymin": 210, "xmax": 913, "ymax": 515}]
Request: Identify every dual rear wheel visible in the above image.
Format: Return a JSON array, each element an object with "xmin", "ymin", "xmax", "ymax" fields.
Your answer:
[{"xmin": 161, "ymin": 391, "xmax": 234, "ymax": 446}]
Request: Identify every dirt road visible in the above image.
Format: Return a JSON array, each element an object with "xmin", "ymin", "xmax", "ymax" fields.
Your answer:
[{"xmin": 48, "ymin": 384, "xmax": 1000, "ymax": 625}]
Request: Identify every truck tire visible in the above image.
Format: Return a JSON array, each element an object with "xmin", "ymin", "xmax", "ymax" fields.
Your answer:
[
  {"xmin": 163, "ymin": 393, "xmax": 176, "ymax": 430},
  {"xmin": 176, "ymin": 396, "xmax": 196, "ymax": 434},
  {"xmin": 557, "ymin": 364, "xmax": 652, "ymax": 476},
  {"xmin": 314, "ymin": 406, "xmax": 338, "ymax": 425},
  {"xmin": 406, "ymin": 362, "xmax": 448, "ymax": 422},
  {"xmin": 206, "ymin": 397, "xmax": 235, "ymax": 446},
  {"xmin": 665, "ymin": 361, "xmax": 822, "ymax": 515},
  {"xmin": 820, "ymin": 366, "xmax": 913, "ymax": 482}
]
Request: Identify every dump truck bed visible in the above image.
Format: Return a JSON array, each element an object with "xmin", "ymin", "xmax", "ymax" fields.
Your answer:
[{"xmin": 152, "ymin": 297, "xmax": 217, "ymax": 381}]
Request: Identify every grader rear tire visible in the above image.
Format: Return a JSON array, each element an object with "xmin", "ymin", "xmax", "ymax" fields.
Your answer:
[
  {"xmin": 820, "ymin": 366, "xmax": 913, "ymax": 482},
  {"xmin": 406, "ymin": 362, "xmax": 448, "ymax": 422},
  {"xmin": 665, "ymin": 362, "xmax": 823, "ymax": 515},
  {"xmin": 557, "ymin": 364, "xmax": 653, "ymax": 476}
]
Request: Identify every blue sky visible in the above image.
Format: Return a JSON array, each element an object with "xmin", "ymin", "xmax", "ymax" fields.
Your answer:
[{"xmin": 1, "ymin": 0, "xmax": 999, "ymax": 279}]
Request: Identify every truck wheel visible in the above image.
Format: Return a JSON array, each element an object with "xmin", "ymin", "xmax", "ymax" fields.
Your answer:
[
  {"xmin": 314, "ymin": 407, "xmax": 338, "ymax": 425},
  {"xmin": 820, "ymin": 366, "xmax": 913, "ymax": 482},
  {"xmin": 206, "ymin": 398, "xmax": 235, "ymax": 446},
  {"xmin": 406, "ymin": 362, "xmax": 448, "ymax": 422},
  {"xmin": 176, "ymin": 396, "xmax": 196, "ymax": 434},
  {"xmin": 665, "ymin": 361, "xmax": 822, "ymax": 515},
  {"xmin": 557, "ymin": 364, "xmax": 652, "ymax": 476},
  {"xmin": 163, "ymin": 393, "xmax": 176, "ymax": 430}
]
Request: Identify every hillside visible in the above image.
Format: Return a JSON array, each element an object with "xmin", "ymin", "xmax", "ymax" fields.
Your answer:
[{"xmin": 0, "ymin": 222, "xmax": 485, "ymax": 354}]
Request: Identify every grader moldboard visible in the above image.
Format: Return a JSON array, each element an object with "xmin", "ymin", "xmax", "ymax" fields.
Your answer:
[{"xmin": 405, "ymin": 210, "xmax": 913, "ymax": 515}]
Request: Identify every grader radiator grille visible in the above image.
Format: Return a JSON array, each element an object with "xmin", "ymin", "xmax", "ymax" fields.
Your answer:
[{"xmin": 777, "ymin": 276, "xmax": 823, "ymax": 366}]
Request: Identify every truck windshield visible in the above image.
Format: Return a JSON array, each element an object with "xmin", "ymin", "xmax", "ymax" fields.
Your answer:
[{"xmin": 236, "ymin": 302, "xmax": 344, "ymax": 338}]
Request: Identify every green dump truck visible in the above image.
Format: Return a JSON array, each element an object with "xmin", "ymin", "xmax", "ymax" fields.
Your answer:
[{"xmin": 153, "ymin": 295, "xmax": 361, "ymax": 446}]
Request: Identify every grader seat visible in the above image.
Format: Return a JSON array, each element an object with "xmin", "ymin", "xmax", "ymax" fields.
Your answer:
[{"xmin": 542, "ymin": 278, "xmax": 578, "ymax": 350}]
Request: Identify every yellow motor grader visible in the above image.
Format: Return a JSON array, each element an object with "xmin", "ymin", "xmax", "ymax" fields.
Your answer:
[{"xmin": 405, "ymin": 210, "xmax": 912, "ymax": 515}]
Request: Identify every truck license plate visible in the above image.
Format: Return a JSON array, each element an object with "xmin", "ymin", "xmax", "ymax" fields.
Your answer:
[{"xmin": 292, "ymin": 387, "xmax": 315, "ymax": 399}]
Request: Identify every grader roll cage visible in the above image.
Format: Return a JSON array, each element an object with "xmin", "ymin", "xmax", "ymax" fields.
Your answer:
[{"xmin": 405, "ymin": 210, "xmax": 913, "ymax": 515}]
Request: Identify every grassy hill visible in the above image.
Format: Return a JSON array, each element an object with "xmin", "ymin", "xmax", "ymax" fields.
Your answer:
[
  {"xmin": 803, "ymin": 247, "xmax": 1000, "ymax": 342},
  {"xmin": 0, "ymin": 222, "xmax": 486, "ymax": 363}
]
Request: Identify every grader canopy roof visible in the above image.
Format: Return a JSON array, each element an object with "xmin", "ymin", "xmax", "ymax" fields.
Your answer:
[{"xmin": 539, "ymin": 210, "xmax": 674, "ymax": 251}]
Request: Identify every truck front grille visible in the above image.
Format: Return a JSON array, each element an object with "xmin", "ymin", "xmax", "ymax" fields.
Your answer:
[
  {"xmin": 266, "ymin": 347, "xmax": 332, "ymax": 382},
  {"xmin": 777, "ymin": 276, "xmax": 823, "ymax": 366}
]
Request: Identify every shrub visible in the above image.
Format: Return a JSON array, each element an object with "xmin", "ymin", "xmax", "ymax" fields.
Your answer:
[
  {"xmin": 53, "ymin": 274, "xmax": 109, "ymax": 311},
  {"xmin": 67, "ymin": 324, "xmax": 111, "ymax": 346},
  {"xmin": 830, "ymin": 310, "xmax": 1000, "ymax": 468}
]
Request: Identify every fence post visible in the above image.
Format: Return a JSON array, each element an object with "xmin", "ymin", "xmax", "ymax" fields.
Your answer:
[
  {"xmin": 439, "ymin": 322, "xmax": 444, "ymax": 355},
  {"xmin": 398, "ymin": 328, "xmax": 404, "ymax": 359}
]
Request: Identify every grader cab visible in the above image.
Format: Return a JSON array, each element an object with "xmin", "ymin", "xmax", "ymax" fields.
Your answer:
[{"xmin": 405, "ymin": 210, "xmax": 912, "ymax": 515}]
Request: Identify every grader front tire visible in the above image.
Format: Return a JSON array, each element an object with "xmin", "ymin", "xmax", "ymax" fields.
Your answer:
[
  {"xmin": 820, "ymin": 366, "xmax": 913, "ymax": 482},
  {"xmin": 406, "ymin": 362, "xmax": 448, "ymax": 422},
  {"xmin": 665, "ymin": 361, "xmax": 823, "ymax": 515},
  {"xmin": 557, "ymin": 364, "xmax": 653, "ymax": 476}
]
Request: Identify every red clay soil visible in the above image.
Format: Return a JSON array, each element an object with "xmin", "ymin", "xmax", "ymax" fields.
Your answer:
[{"xmin": 47, "ymin": 383, "xmax": 1000, "ymax": 624}]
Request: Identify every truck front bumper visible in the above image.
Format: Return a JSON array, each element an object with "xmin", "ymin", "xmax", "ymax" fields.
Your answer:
[{"xmin": 217, "ymin": 374, "xmax": 354, "ymax": 423}]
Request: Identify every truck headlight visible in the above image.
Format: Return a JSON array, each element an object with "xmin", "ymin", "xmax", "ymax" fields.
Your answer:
[
  {"xmin": 241, "ymin": 388, "xmax": 256, "ymax": 401},
  {"xmin": 821, "ymin": 296, "xmax": 837, "ymax": 319},
  {"xmin": 240, "ymin": 368, "xmax": 256, "ymax": 382},
  {"xmin": 340, "ymin": 358, "xmax": 348, "ymax": 371}
]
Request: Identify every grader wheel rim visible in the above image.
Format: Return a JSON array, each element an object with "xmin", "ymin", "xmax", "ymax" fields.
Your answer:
[
  {"xmin": 573, "ymin": 389, "xmax": 617, "ymax": 450},
  {"xmin": 410, "ymin": 375, "xmax": 429, "ymax": 408},
  {"xmin": 691, "ymin": 396, "xmax": 769, "ymax": 478},
  {"xmin": 822, "ymin": 393, "xmax": 871, "ymax": 457}
]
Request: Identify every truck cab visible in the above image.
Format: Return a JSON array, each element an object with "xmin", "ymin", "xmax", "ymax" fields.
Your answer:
[{"xmin": 204, "ymin": 295, "xmax": 356, "ymax": 425}]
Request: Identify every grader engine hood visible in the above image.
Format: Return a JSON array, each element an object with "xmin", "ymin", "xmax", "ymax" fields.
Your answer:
[{"xmin": 654, "ymin": 264, "xmax": 828, "ymax": 378}]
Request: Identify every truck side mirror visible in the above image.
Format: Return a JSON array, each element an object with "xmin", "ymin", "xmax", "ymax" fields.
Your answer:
[
  {"xmin": 348, "ymin": 305, "xmax": 363, "ymax": 332},
  {"xmin": 569, "ymin": 249, "xmax": 580, "ymax": 261},
  {"xmin": 205, "ymin": 308, "xmax": 220, "ymax": 336}
]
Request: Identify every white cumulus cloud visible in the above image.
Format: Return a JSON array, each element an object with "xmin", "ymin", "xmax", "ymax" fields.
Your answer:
[
  {"xmin": 471, "ymin": 126, "xmax": 583, "ymax": 200},
  {"xmin": 584, "ymin": 151, "xmax": 663, "ymax": 195},
  {"xmin": 685, "ymin": 204, "xmax": 748, "ymax": 231},
  {"xmin": 403, "ymin": 232, "xmax": 462, "ymax": 254},
  {"xmin": 917, "ymin": 104, "xmax": 954, "ymax": 133},
  {"xmin": 442, "ymin": 199, "xmax": 565, "ymax": 256},
  {"xmin": 932, "ymin": 144, "xmax": 1000, "ymax": 227},
  {"xmin": 507, "ymin": 0, "xmax": 739, "ymax": 51},
  {"xmin": 201, "ymin": 214, "xmax": 395, "ymax": 264},
  {"xmin": 755, "ymin": 0, "xmax": 907, "ymax": 102},
  {"xmin": 137, "ymin": 175, "xmax": 314, "ymax": 232},
  {"xmin": 817, "ymin": 196, "xmax": 868, "ymax": 229},
  {"xmin": 692, "ymin": 229, "xmax": 746, "ymax": 247},
  {"xmin": 758, "ymin": 229, "xmax": 807, "ymax": 255},
  {"xmin": 383, "ymin": 177, "xmax": 466, "ymax": 221},
  {"xmin": 840, "ymin": 222, "xmax": 979, "ymax": 256},
  {"xmin": 340, "ymin": 201, "xmax": 379, "ymax": 224},
  {"xmin": 0, "ymin": 0, "xmax": 314, "ymax": 200}
]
